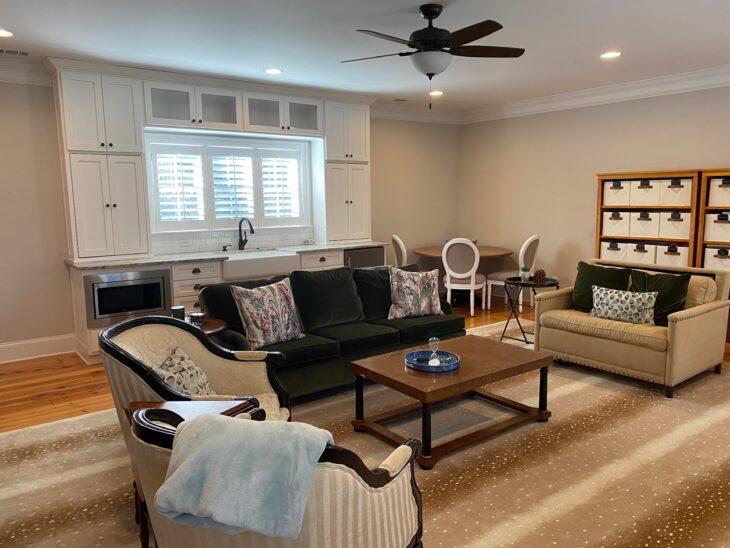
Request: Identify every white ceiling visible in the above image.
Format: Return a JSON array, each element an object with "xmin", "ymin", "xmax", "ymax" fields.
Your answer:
[{"xmin": 4, "ymin": 0, "xmax": 730, "ymax": 110}]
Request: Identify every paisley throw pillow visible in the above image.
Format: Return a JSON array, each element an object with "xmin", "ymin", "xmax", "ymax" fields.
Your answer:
[
  {"xmin": 230, "ymin": 278, "xmax": 303, "ymax": 350},
  {"xmin": 590, "ymin": 285, "xmax": 658, "ymax": 324},
  {"xmin": 154, "ymin": 347, "xmax": 215, "ymax": 396},
  {"xmin": 388, "ymin": 267, "xmax": 442, "ymax": 319}
]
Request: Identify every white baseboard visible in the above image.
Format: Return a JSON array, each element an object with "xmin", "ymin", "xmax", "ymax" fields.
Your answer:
[{"xmin": 0, "ymin": 334, "xmax": 76, "ymax": 364}]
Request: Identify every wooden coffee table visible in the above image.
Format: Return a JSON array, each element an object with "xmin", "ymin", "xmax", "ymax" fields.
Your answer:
[{"xmin": 351, "ymin": 335, "xmax": 553, "ymax": 469}]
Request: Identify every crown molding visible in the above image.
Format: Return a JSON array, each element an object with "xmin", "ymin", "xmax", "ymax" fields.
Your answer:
[
  {"xmin": 0, "ymin": 59, "xmax": 51, "ymax": 87},
  {"xmin": 463, "ymin": 64, "xmax": 730, "ymax": 124},
  {"xmin": 370, "ymin": 103, "xmax": 464, "ymax": 124}
]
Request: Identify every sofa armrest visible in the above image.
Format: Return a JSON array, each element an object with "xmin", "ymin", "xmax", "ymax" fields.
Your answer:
[
  {"xmin": 377, "ymin": 442, "xmax": 417, "ymax": 477},
  {"xmin": 666, "ymin": 300, "xmax": 730, "ymax": 387},
  {"xmin": 534, "ymin": 286, "xmax": 574, "ymax": 350},
  {"xmin": 211, "ymin": 328, "xmax": 249, "ymax": 350}
]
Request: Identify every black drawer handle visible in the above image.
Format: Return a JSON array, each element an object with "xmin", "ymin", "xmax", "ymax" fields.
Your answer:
[
  {"xmin": 193, "ymin": 284, "xmax": 201, "ymax": 290},
  {"xmin": 192, "ymin": 268, "xmax": 201, "ymax": 274},
  {"xmin": 319, "ymin": 257, "xmax": 326, "ymax": 262}
]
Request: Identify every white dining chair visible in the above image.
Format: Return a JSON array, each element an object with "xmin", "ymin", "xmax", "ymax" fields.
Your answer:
[
  {"xmin": 392, "ymin": 234, "xmax": 408, "ymax": 267},
  {"xmin": 442, "ymin": 238, "xmax": 486, "ymax": 317},
  {"xmin": 487, "ymin": 234, "xmax": 540, "ymax": 312}
]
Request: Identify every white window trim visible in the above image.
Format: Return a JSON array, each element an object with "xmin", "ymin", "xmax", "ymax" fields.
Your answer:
[{"xmin": 145, "ymin": 132, "xmax": 312, "ymax": 234}]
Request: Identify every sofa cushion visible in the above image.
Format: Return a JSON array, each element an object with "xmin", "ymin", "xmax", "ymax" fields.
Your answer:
[
  {"xmin": 685, "ymin": 275, "xmax": 717, "ymax": 309},
  {"xmin": 540, "ymin": 309, "xmax": 667, "ymax": 352},
  {"xmin": 590, "ymin": 286, "xmax": 657, "ymax": 325},
  {"xmin": 289, "ymin": 268, "xmax": 364, "ymax": 331},
  {"xmin": 572, "ymin": 261, "xmax": 631, "ymax": 312},
  {"xmin": 311, "ymin": 322, "xmax": 400, "ymax": 354},
  {"xmin": 353, "ymin": 264, "xmax": 419, "ymax": 321},
  {"xmin": 199, "ymin": 275, "xmax": 288, "ymax": 333},
  {"xmin": 260, "ymin": 334, "xmax": 340, "ymax": 369},
  {"xmin": 630, "ymin": 270, "xmax": 691, "ymax": 326},
  {"xmin": 371, "ymin": 314, "xmax": 465, "ymax": 343}
]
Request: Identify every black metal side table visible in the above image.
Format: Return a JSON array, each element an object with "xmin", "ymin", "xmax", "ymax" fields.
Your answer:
[{"xmin": 501, "ymin": 276, "xmax": 560, "ymax": 344}]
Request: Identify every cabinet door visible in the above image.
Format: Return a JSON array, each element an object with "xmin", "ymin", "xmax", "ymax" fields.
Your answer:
[
  {"xmin": 285, "ymin": 97, "xmax": 323, "ymax": 136},
  {"xmin": 325, "ymin": 164, "xmax": 350, "ymax": 241},
  {"xmin": 324, "ymin": 102, "xmax": 348, "ymax": 161},
  {"xmin": 196, "ymin": 87, "xmax": 243, "ymax": 131},
  {"xmin": 144, "ymin": 81, "xmax": 197, "ymax": 127},
  {"xmin": 101, "ymin": 76, "xmax": 144, "ymax": 153},
  {"xmin": 69, "ymin": 154, "xmax": 115, "ymax": 257},
  {"xmin": 347, "ymin": 104, "xmax": 370, "ymax": 162},
  {"xmin": 243, "ymin": 93, "xmax": 284, "ymax": 133},
  {"xmin": 108, "ymin": 156, "xmax": 149, "ymax": 255},
  {"xmin": 61, "ymin": 72, "xmax": 106, "ymax": 152},
  {"xmin": 347, "ymin": 164, "xmax": 371, "ymax": 240}
]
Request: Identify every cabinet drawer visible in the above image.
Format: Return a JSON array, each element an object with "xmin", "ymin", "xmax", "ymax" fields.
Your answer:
[
  {"xmin": 602, "ymin": 212, "xmax": 630, "ymax": 237},
  {"xmin": 629, "ymin": 212, "xmax": 659, "ymax": 238},
  {"xmin": 172, "ymin": 261, "xmax": 222, "ymax": 280},
  {"xmin": 173, "ymin": 276, "xmax": 221, "ymax": 298},
  {"xmin": 626, "ymin": 243, "xmax": 656, "ymax": 265},
  {"xmin": 629, "ymin": 179, "xmax": 660, "ymax": 206},
  {"xmin": 708, "ymin": 177, "xmax": 730, "ymax": 207},
  {"xmin": 655, "ymin": 245, "xmax": 689, "ymax": 267},
  {"xmin": 704, "ymin": 213, "xmax": 730, "ymax": 243},
  {"xmin": 658, "ymin": 178, "xmax": 692, "ymax": 207},
  {"xmin": 704, "ymin": 247, "xmax": 730, "ymax": 270},
  {"xmin": 173, "ymin": 296, "xmax": 203, "ymax": 313},
  {"xmin": 600, "ymin": 241, "xmax": 628, "ymax": 261},
  {"xmin": 602, "ymin": 180, "xmax": 631, "ymax": 206},
  {"xmin": 300, "ymin": 250, "xmax": 344, "ymax": 270},
  {"xmin": 658, "ymin": 212, "xmax": 690, "ymax": 240}
]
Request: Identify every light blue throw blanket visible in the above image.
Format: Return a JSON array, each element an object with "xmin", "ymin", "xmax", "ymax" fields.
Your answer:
[{"xmin": 154, "ymin": 414, "xmax": 333, "ymax": 538}]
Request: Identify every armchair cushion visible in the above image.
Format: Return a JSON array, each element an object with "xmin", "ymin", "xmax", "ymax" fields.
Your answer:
[
  {"xmin": 353, "ymin": 264, "xmax": 419, "ymax": 320},
  {"xmin": 630, "ymin": 270, "xmax": 691, "ymax": 326},
  {"xmin": 371, "ymin": 314, "xmax": 465, "ymax": 342},
  {"xmin": 572, "ymin": 261, "xmax": 631, "ymax": 312},
  {"xmin": 290, "ymin": 268, "xmax": 364, "ymax": 331},
  {"xmin": 312, "ymin": 322, "xmax": 399, "ymax": 354},
  {"xmin": 260, "ymin": 334, "xmax": 340, "ymax": 369},
  {"xmin": 155, "ymin": 347, "xmax": 215, "ymax": 396}
]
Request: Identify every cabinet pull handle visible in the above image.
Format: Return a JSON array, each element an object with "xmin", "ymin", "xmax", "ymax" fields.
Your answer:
[
  {"xmin": 193, "ymin": 284, "xmax": 201, "ymax": 290},
  {"xmin": 192, "ymin": 268, "xmax": 201, "ymax": 274},
  {"xmin": 319, "ymin": 257, "xmax": 326, "ymax": 262}
]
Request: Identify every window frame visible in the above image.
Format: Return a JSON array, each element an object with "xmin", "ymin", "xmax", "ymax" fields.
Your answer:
[{"xmin": 146, "ymin": 132, "xmax": 312, "ymax": 234}]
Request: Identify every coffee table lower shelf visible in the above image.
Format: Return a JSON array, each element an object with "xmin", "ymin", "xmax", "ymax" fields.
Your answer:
[{"xmin": 352, "ymin": 372, "xmax": 550, "ymax": 470}]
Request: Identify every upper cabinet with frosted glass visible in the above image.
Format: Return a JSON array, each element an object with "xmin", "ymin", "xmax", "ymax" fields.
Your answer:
[
  {"xmin": 243, "ymin": 93, "xmax": 323, "ymax": 136},
  {"xmin": 144, "ymin": 82, "xmax": 243, "ymax": 131}
]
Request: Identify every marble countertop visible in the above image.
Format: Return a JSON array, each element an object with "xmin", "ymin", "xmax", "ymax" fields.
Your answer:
[{"xmin": 279, "ymin": 241, "xmax": 387, "ymax": 254}]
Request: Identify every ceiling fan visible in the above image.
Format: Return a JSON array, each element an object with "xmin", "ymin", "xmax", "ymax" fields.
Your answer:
[{"xmin": 342, "ymin": 3, "xmax": 525, "ymax": 81}]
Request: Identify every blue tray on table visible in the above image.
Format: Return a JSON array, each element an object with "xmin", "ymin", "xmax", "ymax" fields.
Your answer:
[{"xmin": 404, "ymin": 350, "xmax": 461, "ymax": 373}]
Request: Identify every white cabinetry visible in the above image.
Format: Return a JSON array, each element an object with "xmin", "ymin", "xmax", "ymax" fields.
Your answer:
[
  {"xmin": 145, "ymin": 82, "xmax": 243, "ymax": 130},
  {"xmin": 325, "ymin": 102, "xmax": 370, "ymax": 162},
  {"xmin": 325, "ymin": 164, "xmax": 371, "ymax": 241},
  {"xmin": 243, "ymin": 93, "xmax": 323, "ymax": 136},
  {"xmin": 61, "ymin": 72, "xmax": 144, "ymax": 153},
  {"xmin": 70, "ymin": 154, "xmax": 148, "ymax": 258}
]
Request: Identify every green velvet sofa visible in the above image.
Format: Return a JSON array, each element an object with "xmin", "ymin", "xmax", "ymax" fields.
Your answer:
[{"xmin": 199, "ymin": 265, "xmax": 466, "ymax": 400}]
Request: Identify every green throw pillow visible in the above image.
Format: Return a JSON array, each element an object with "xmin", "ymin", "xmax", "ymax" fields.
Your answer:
[
  {"xmin": 572, "ymin": 262, "xmax": 631, "ymax": 312},
  {"xmin": 630, "ymin": 270, "xmax": 691, "ymax": 326},
  {"xmin": 289, "ymin": 267, "xmax": 364, "ymax": 331}
]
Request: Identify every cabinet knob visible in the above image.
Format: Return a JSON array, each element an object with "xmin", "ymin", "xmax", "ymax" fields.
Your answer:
[
  {"xmin": 198, "ymin": 119, "xmax": 203, "ymax": 124},
  {"xmin": 319, "ymin": 257, "xmax": 326, "ymax": 262},
  {"xmin": 193, "ymin": 283, "xmax": 201, "ymax": 290},
  {"xmin": 100, "ymin": 142, "xmax": 106, "ymax": 147},
  {"xmin": 281, "ymin": 125, "xmax": 285, "ymax": 130},
  {"xmin": 286, "ymin": 126, "xmax": 290, "ymax": 130},
  {"xmin": 194, "ymin": 301, "xmax": 200, "ymax": 308},
  {"xmin": 108, "ymin": 143, "xmax": 113, "ymax": 147},
  {"xmin": 192, "ymin": 268, "xmax": 201, "ymax": 274},
  {"xmin": 105, "ymin": 203, "xmax": 110, "ymax": 208},
  {"xmin": 112, "ymin": 203, "xmax": 117, "ymax": 208},
  {"xmin": 192, "ymin": 118, "xmax": 196, "ymax": 122}
]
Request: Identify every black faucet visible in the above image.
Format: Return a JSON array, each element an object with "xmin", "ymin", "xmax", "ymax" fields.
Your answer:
[{"xmin": 238, "ymin": 217, "xmax": 255, "ymax": 250}]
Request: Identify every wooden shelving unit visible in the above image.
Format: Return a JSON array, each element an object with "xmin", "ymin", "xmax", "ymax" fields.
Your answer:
[
  {"xmin": 695, "ymin": 169, "xmax": 730, "ymax": 268},
  {"xmin": 595, "ymin": 170, "xmax": 701, "ymax": 266}
]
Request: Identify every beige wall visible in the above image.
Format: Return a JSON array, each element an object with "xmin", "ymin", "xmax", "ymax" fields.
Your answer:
[
  {"xmin": 370, "ymin": 118, "xmax": 461, "ymax": 266},
  {"xmin": 0, "ymin": 82, "xmax": 73, "ymax": 343},
  {"xmin": 457, "ymin": 87, "xmax": 730, "ymax": 285}
]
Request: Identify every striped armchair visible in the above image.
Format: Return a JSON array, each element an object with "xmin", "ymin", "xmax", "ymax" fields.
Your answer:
[{"xmin": 130, "ymin": 407, "xmax": 424, "ymax": 548}]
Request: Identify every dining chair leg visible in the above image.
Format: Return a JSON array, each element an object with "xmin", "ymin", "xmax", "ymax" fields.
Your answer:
[
  {"xmin": 446, "ymin": 287, "xmax": 451, "ymax": 304},
  {"xmin": 481, "ymin": 286, "xmax": 486, "ymax": 310},
  {"xmin": 487, "ymin": 283, "xmax": 492, "ymax": 310},
  {"xmin": 470, "ymin": 290, "xmax": 475, "ymax": 317}
]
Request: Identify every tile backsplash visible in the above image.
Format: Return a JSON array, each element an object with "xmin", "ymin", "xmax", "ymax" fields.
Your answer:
[{"xmin": 151, "ymin": 228, "xmax": 314, "ymax": 255}]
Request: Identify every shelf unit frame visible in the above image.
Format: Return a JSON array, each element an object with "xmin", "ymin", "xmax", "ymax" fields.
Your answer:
[
  {"xmin": 595, "ymin": 170, "xmax": 701, "ymax": 266},
  {"xmin": 695, "ymin": 168, "xmax": 730, "ymax": 267}
]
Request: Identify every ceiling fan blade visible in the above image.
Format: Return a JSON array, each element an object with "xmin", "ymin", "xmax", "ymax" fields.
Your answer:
[
  {"xmin": 449, "ymin": 20, "xmax": 503, "ymax": 47},
  {"xmin": 357, "ymin": 29, "xmax": 410, "ymax": 46},
  {"xmin": 341, "ymin": 52, "xmax": 409, "ymax": 63},
  {"xmin": 450, "ymin": 45, "xmax": 525, "ymax": 58}
]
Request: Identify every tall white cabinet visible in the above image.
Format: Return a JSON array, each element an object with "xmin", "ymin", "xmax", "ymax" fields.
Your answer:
[{"xmin": 324, "ymin": 102, "xmax": 370, "ymax": 162}]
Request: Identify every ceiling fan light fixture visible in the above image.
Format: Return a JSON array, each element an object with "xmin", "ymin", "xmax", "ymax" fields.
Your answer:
[
  {"xmin": 429, "ymin": 90, "xmax": 443, "ymax": 97},
  {"xmin": 0, "ymin": 29, "xmax": 13, "ymax": 38},
  {"xmin": 410, "ymin": 51, "xmax": 451, "ymax": 76},
  {"xmin": 600, "ymin": 51, "xmax": 621, "ymax": 59},
  {"xmin": 264, "ymin": 67, "xmax": 283, "ymax": 75}
]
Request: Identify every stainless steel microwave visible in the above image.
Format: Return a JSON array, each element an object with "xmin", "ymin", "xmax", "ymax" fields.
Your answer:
[{"xmin": 83, "ymin": 269, "xmax": 172, "ymax": 328}]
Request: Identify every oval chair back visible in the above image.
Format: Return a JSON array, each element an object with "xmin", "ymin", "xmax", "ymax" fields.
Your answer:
[
  {"xmin": 519, "ymin": 235, "xmax": 540, "ymax": 273},
  {"xmin": 391, "ymin": 234, "xmax": 407, "ymax": 267},
  {"xmin": 442, "ymin": 238, "xmax": 480, "ymax": 285}
]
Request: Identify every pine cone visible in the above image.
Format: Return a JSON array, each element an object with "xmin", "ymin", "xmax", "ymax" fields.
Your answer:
[{"xmin": 533, "ymin": 269, "xmax": 547, "ymax": 284}]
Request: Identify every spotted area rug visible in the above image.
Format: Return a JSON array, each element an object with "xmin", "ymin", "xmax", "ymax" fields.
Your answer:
[{"xmin": 2, "ymin": 343, "xmax": 730, "ymax": 546}]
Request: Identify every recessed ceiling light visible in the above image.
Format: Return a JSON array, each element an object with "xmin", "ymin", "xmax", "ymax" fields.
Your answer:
[
  {"xmin": 429, "ymin": 90, "xmax": 444, "ymax": 97},
  {"xmin": 0, "ymin": 29, "xmax": 14, "ymax": 38},
  {"xmin": 600, "ymin": 51, "xmax": 621, "ymax": 59},
  {"xmin": 264, "ymin": 67, "xmax": 283, "ymax": 75}
]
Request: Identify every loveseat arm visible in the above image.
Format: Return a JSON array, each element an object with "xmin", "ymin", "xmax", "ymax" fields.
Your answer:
[
  {"xmin": 666, "ymin": 300, "xmax": 730, "ymax": 387},
  {"xmin": 534, "ymin": 286, "xmax": 574, "ymax": 351},
  {"xmin": 377, "ymin": 438, "xmax": 421, "ymax": 478}
]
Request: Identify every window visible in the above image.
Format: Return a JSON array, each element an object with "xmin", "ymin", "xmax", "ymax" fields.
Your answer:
[{"xmin": 147, "ymin": 134, "xmax": 310, "ymax": 232}]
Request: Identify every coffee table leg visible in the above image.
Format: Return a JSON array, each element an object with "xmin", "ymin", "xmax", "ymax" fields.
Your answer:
[
  {"xmin": 538, "ymin": 366, "xmax": 549, "ymax": 422},
  {"xmin": 420, "ymin": 402, "xmax": 434, "ymax": 469},
  {"xmin": 355, "ymin": 375, "xmax": 364, "ymax": 422}
]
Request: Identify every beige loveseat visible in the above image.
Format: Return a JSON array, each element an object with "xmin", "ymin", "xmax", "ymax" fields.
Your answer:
[{"xmin": 535, "ymin": 259, "xmax": 730, "ymax": 397}]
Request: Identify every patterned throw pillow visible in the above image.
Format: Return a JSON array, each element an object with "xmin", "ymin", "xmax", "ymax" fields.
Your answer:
[
  {"xmin": 154, "ymin": 347, "xmax": 215, "ymax": 396},
  {"xmin": 590, "ymin": 285, "xmax": 658, "ymax": 324},
  {"xmin": 230, "ymin": 278, "xmax": 303, "ymax": 350},
  {"xmin": 388, "ymin": 267, "xmax": 442, "ymax": 319}
]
